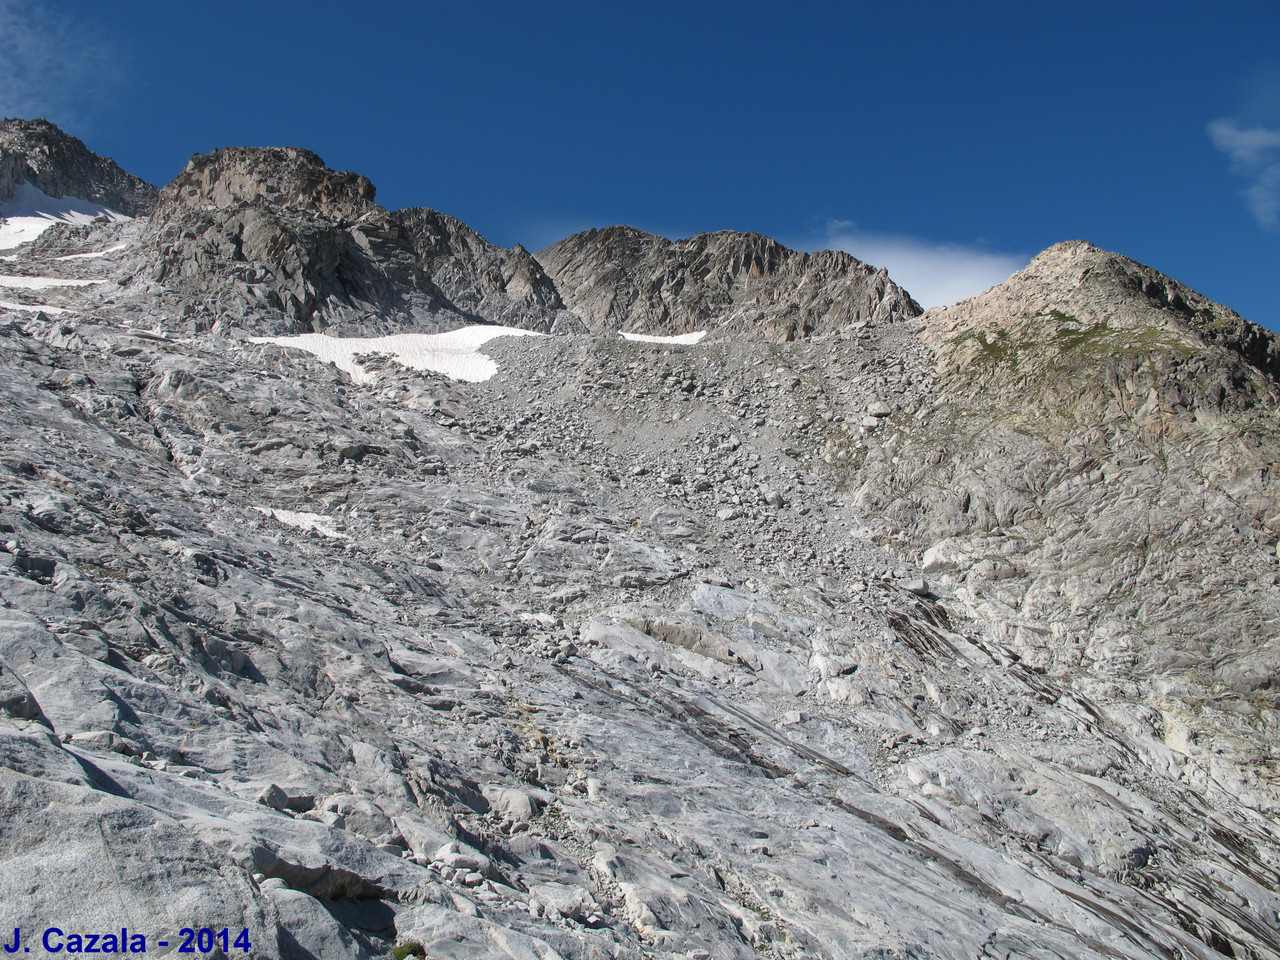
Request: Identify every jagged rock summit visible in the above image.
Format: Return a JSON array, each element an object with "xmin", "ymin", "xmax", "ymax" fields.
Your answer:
[
  {"xmin": 4, "ymin": 120, "xmax": 1280, "ymax": 960},
  {"xmin": 0, "ymin": 117, "xmax": 157, "ymax": 216},
  {"xmin": 141, "ymin": 145, "xmax": 577, "ymax": 336},
  {"xmin": 159, "ymin": 145, "xmax": 378, "ymax": 219},
  {"xmin": 539, "ymin": 224, "xmax": 921, "ymax": 340},
  {"xmin": 120, "ymin": 143, "xmax": 917, "ymax": 344},
  {"xmin": 3, "ymin": 127, "xmax": 917, "ymax": 344}
]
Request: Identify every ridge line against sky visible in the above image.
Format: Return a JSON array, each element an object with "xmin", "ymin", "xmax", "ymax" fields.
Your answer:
[{"xmin": 0, "ymin": 0, "xmax": 1276, "ymax": 322}]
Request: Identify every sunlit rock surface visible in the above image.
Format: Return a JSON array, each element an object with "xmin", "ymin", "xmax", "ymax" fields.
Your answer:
[{"xmin": 1, "ymin": 123, "xmax": 1279, "ymax": 960}]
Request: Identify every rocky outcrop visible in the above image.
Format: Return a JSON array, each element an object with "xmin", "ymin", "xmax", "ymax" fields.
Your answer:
[
  {"xmin": 924, "ymin": 240, "xmax": 1280, "ymax": 389},
  {"xmin": 0, "ymin": 117, "xmax": 157, "ymax": 215},
  {"xmin": 141, "ymin": 147, "xmax": 578, "ymax": 336},
  {"xmin": 158, "ymin": 145, "xmax": 377, "ymax": 220},
  {"xmin": 537, "ymin": 225, "xmax": 921, "ymax": 340},
  {"xmin": 832, "ymin": 241, "xmax": 1280, "ymax": 812},
  {"xmin": 395, "ymin": 208, "xmax": 576, "ymax": 331}
]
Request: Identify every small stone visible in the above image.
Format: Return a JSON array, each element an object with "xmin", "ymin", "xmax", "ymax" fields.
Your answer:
[{"xmin": 257, "ymin": 784, "xmax": 290, "ymax": 812}]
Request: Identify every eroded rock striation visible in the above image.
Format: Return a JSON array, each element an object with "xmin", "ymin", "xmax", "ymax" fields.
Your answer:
[
  {"xmin": 1, "ymin": 123, "xmax": 1279, "ymax": 960},
  {"xmin": 842, "ymin": 240, "xmax": 1280, "ymax": 808}
]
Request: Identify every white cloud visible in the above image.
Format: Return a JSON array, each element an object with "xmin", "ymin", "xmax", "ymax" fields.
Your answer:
[
  {"xmin": 0, "ymin": 0, "xmax": 121, "ymax": 126},
  {"xmin": 818, "ymin": 221, "xmax": 1027, "ymax": 309},
  {"xmin": 1208, "ymin": 117, "xmax": 1280, "ymax": 228}
]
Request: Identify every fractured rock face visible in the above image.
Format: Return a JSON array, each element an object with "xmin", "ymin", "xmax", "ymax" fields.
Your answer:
[
  {"xmin": 157, "ymin": 145, "xmax": 378, "ymax": 220},
  {"xmin": 141, "ymin": 147, "xmax": 578, "ymax": 336},
  {"xmin": 0, "ymin": 117, "xmax": 157, "ymax": 216},
  {"xmin": 393, "ymin": 208, "xmax": 580, "ymax": 332},
  {"xmin": 538, "ymin": 225, "xmax": 921, "ymax": 341},
  {"xmin": 839, "ymin": 241, "xmax": 1280, "ymax": 807}
]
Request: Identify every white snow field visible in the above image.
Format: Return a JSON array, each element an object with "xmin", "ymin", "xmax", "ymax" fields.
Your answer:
[
  {"xmin": 250, "ymin": 325, "xmax": 546, "ymax": 384},
  {"xmin": 0, "ymin": 299, "xmax": 68, "ymax": 315},
  {"xmin": 254, "ymin": 506, "xmax": 345, "ymax": 539},
  {"xmin": 0, "ymin": 182, "xmax": 131, "ymax": 250},
  {"xmin": 0, "ymin": 275, "xmax": 100, "ymax": 289},
  {"xmin": 57, "ymin": 242, "xmax": 131, "ymax": 260},
  {"xmin": 620, "ymin": 330, "xmax": 708, "ymax": 344}
]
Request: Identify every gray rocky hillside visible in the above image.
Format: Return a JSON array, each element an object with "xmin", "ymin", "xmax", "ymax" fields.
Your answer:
[
  {"xmin": 0, "ymin": 117, "xmax": 157, "ymax": 215},
  {"xmin": 837, "ymin": 240, "xmax": 1280, "ymax": 810},
  {"xmin": 537, "ymin": 225, "xmax": 920, "ymax": 340},
  {"xmin": 2, "ymin": 123, "xmax": 1280, "ymax": 960}
]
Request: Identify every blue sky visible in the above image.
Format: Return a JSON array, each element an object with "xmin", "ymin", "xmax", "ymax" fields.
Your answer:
[{"xmin": 2, "ymin": 1, "xmax": 1277, "ymax": 324}]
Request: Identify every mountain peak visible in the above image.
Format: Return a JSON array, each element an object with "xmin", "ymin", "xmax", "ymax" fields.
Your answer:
[
  {"xmin": 926, "ymin": 239, "xmax": 1277, "ymax": 366},
  {"xmin": 538, "ymin": 225, "xmax": 921, "ymax": 340},
  {"xmin": 1, "ymin": 116, "xmax": 63, "ymax": 139},
  {"xmin": 1016, "ymin": 240, "xmax": 1187, "ymax": 296},
  {"xmin": 0, "ymin": 117, "xmax": 157, "ymax": 216},
  {"xmin": 1027, "ymin": 237, "xmax": 1102, "ymax": 262},
  {"xmin": 919, "ymin": 239, "xmax": 1280, "ymax": 418},
  {"xmin": 158, "ymin": 145, "xmax": 377, "ymax": 220}
]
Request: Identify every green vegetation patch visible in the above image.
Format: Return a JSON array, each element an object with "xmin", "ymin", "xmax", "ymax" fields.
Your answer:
[
  {"xmin": 950, "ymin": 313, "xmax": 1197, "ymax": 379},
  {"xmin": 1043, "ymin": 313, "xmax": 1196, "ymax": 362},
  {"xmin": 949, "ymin": 328, "xmax": 1020, "ymax": 369}
]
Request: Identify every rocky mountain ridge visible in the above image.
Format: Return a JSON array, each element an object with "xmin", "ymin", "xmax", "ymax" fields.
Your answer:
[
  {"xmin": 139, "ymin": 147, "xmax": 578, "ymax": 337},
  {"xmin": 4, "ymin": 133, "xmax": 918, "ymax": 343},
  {"xmin": 2, "ymin": 122, "xmax": 1280, "ymax": 960},
  {"xmin": 538, "ymin": 225, "xmax": 921, "ymax": 341},
  {"xmin": 0, "ymin": 117, "xmax": 157, "ymax": 216},
  {"xmin": 159, "ymin": 145, "xmax": 379, "ymax": 219}
]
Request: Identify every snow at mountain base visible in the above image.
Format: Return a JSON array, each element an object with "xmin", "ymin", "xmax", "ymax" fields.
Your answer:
[
  {"xmin": 0, "ymin": 181, "xmax": 130, "ymax": 250},
  {"xmin": 0, "ymin": 298, "xmax": 67, "ymax": 314},
  {"xmin": 0, "ymin": 275, "xmax": 100, "ymax": 289},
  {"xmin": 249, "ymin": 326, "xmax": 547, "ymax": 383},
  {"xmin": 620, "ymin": 331, "xmax": 708, "ymax": 345}
]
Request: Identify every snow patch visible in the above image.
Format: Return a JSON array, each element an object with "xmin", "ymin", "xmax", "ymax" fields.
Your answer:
[
  {"xmin": 250, "ymin": 325, "xmax": 546, "ymax": 384},
  {"xmin": 0, "ymin": 182, "xmax": 131, "ymax": 251},
  {"xmin": 0, "ymin": 299, "xmax": 68, "ymax": 315},
  {"xmin": 620, "ymin": 331, "xmax": 708, "ymax": 345},
  {"xmin": 0, "ymin": 275, "xmax": 100, "ymax": 289},
  {"xmin": 58, "ymin": 242, "xmax": 130, "ymax": 260},
  {"xmin": 254, "ymin": 506, "xmax": 346, "ymax": 539}
]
